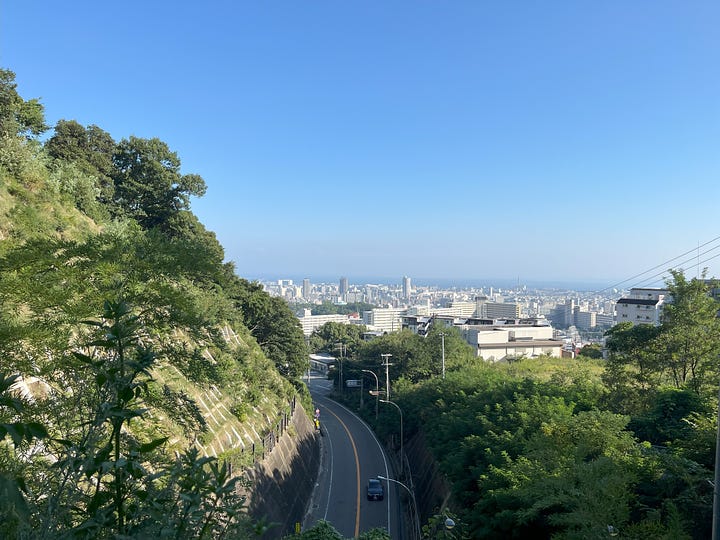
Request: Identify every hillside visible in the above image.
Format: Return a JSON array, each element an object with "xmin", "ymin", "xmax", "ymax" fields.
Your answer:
[{"xmin": 0, "ymin": 68, "xmax": 309, "ymax": 538}]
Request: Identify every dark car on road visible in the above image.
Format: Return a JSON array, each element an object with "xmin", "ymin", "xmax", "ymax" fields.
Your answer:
[{"xmin": 366, "ymin": 478, "xmax": 384, "ymax": 501}]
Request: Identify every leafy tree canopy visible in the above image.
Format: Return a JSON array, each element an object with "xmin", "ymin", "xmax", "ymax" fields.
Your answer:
[
  {"xmin": 285, "ymin": 520, "xmax": 390, "ymax": 540},
  {"xmin": 304, "ymin": 301, "xmax": 375, "ymax": 316},
  {"xmin": 0, "ymin": 68, "xmax": 47, "ymax": 138},
  {"xmin": 578, "ymin": 343, "xmax": 603, "ymax": 359},
  {"xmin": 603, "ymin": 270, "xmax": 720, "ymax": 415},
  {"xmin": 111, "ymin": 136, "xmax": 206, "ymax": 230},
  {"xmin": 46, "ymin": 119, "xmax": 116, "ymax": 203},
  {"xmin": 222, "ymin": 271, "xmax": 308, "ymax": 378},
  {"xmin": 309, "ymin": 321, "xmax": 367, "ymax": 356}
]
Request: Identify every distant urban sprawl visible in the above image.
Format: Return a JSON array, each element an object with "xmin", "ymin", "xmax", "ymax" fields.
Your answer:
[{"xmin": 259, "ymin": 276, "xmax": 671, "ymax": 362}]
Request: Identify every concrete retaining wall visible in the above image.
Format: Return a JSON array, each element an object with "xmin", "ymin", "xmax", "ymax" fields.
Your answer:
[
  {"xmin": 406, "ymin": 429, "xmax": 453, "ymax": 524},
  {"xmin": 243, "ymin": 403, "xmax": 320, "ymax": 539}
]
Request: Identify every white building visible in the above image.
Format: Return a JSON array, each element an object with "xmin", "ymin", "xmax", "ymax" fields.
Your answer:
[
  {"xmin": 362, "ymin": 308, "xmax": 406, "ymax": 333},
  {"xmin": 574, "ymin": 310, "xmax": 597, "ymax": 329},
  {"xmin": 615, "ymin": 288, "xmax": 668, "ymax": 326},
  {"xmin": 459, "ymin": 318, "xmax": 562, "ymax": 361},
  {"xmin": 402, "ymin": 276, "xmax": 412, "ymax": 300},
  {"xmin": 298, "ymin": 309, "xmax": 358, "ymax": 336}
]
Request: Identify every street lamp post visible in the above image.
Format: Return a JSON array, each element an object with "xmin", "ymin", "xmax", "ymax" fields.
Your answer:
[
  {"xmin": 381, "ymin": 398, "xmax": 403, "ymax": 476},
  {"xmin": 429, "ymin": 514, "xmax": 457, "ymax": 538},
  {"xmin": 362, "ymin": 369, "xmax": 379, "ymax": 420},
  {"xmin": 377, "ymin": 475, "xmax": 421, "ymax": 540}
]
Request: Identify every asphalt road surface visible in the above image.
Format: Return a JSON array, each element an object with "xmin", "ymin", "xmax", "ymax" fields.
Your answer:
[{"xmin": 304, "ymin": 372, "xmax": 405, "ymax": 539}]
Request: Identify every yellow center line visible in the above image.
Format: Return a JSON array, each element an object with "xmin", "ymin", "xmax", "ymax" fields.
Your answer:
[{"xmin": 323, "ymin": 405, "xmax": 362, "ymax": 538}]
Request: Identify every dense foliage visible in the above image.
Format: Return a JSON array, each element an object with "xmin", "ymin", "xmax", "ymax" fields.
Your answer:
[
  {"xmin": 324, "ymin": 274, "xmax": 718, "ymax": 539},
  {"xmin": 284, "ymin": 520, "xmax": 390, "ymax": 540},
  {"xmin": 0, "ymin": 68, "xmax": 308, "ymax": 538},
  {"xmin": 4, "ymin": 65, "xmax": 720, "ymax": 540}
]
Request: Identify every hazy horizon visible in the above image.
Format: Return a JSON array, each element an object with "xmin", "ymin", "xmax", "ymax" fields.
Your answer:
[
  {"xmin": 3, "ymin": 2, "xmax": 718, "ymax": 283},
  {"xmin": 246, "ymin": 273, "xmax": 634, "ymax": 293}
]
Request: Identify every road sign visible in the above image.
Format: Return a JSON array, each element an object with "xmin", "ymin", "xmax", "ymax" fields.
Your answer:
[{"xmin": 345, "ymin": 379, "xmax": 360, "ymax": 388}]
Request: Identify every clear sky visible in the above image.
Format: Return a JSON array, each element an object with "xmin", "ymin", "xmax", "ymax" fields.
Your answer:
[{"xmin": 2, "ymin": 1, "xmax": 719, "ymax": 287}]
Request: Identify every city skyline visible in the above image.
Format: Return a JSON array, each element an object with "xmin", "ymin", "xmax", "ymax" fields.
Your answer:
[
  {"xmin": 252, "ymin": 274, "xmax": 617, "ymax": 293},
  {"xmin": 2, "ymin": 2, "xmax": 719, "ymax": 282}
]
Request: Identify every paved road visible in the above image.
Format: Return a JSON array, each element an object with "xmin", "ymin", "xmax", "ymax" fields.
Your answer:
[{"xmin": 304, "ymin": 373, "xmax": 404, "ymax": 539}]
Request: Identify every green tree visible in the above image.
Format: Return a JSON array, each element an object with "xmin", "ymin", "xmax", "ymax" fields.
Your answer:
[
  {"xmin": 579, "ymin": 343, "xmax": 603, "ymax": 359},
  {"xmin": 308, "ymin": 301, "xmax": 375, "ymax": 316},
  {"xmin": 285, "ymin": 520, "xmax": 390, "ymax": 539},
  {"xmin": 223, "ymin": 273, "xmax": 308, "ymax": 378},
  {"xmin": 479, "ymin": 410, "xmax": 639, "ymax": 539},
  {"xmin": 603, "ymin": 271, "xmax": 720, "ymax": 415},
  {"xmin": 423, "ymin": 325, "xmax": 476, "ymax": 374},
  {"xmin": 309, "ymin": 321, "xmax": 367, "ymax": 356},
  {"xmin": 112, "ymin": 136, "xmax": 206, "ymax": 230},
  {"xmin": 0, "ymin": 68, "xmax": 47, "ymax": 138},
  {"xmin": 602, "ymin": 322, "xmax": 662, "ymax": 414},
  {"xmin": 46, "ymin": 119, "xmax": 117, "ymax": 204},
  {"xmin": 629, "ymin": 387, "xmax": 710, "ymax": 447},
  {"xmin": 354, "ymin": 325, "xmax": 473, "ymax": 385},
  {"xmin": 359, "ymin": 329, "xmax": 433, "ymax": 383},
  {"xmin": 656, "ymin": 270, "xmax": 720, "ymax": 394}
]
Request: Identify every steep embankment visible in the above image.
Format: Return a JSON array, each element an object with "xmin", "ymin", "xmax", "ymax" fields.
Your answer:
[{"xmin": 0, "ymin": 106, "xmax": 306, "ymax": 460}]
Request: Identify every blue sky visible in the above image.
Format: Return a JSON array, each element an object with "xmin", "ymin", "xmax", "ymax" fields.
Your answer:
[{"xmin": 2, "ymin": 1, "xmax": 719, "ymax": 287}]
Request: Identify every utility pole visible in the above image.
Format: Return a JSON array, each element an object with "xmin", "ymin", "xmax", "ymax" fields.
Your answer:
[
  {"xmin": 335, "ymin": 342, "xmax": 346, "ymax": 394},
  {"xmin": 713, "ymin": 379, "xmax": 720, "ymax": 540},
  {"xmin": 381, "ymin": 353, "xmax": 393, "ymax": 400}
]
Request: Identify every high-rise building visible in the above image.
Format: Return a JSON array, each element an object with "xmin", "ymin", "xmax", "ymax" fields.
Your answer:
[
  {"xmin": 402, "ymin": 276, "xmax": 412, "ymax": 300},
  {"xmin": 339, "ymin": 276, "xmax": 348, "ymax": 300},
  {"xmin": 302, "ymin": 278, "xmax": 311, "ymax": 299}
]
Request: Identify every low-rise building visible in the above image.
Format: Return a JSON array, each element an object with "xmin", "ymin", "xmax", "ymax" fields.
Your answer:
[
  {"xmin": 362, "ymin": 308, "xmax": 406, "ymax": 333},
  {"xmin": 459, "ymin": 318, "xmax": 562, "ymax": 361},
  {"xmin": 298, "ymin": 309, "xmax": 358, "ymax": 336},
  {"xmin": 615, "ymin": 288, "xmax": 668, "ymax": 326}
]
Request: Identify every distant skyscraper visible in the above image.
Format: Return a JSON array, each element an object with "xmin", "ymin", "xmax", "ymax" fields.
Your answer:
[
  {"xmin": 302, "ymin": 278, "xmax": 311, "ymax": 299},
  {"xmin": 402, "ymin": 276, "xmax": 412, "ymax": 300},
  {"xmin": 339, "ymin": 276, "xmax": 348, "ymax": 300}
]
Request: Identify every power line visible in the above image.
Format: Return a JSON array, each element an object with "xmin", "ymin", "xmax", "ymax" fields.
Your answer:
[
  {"xmin": 633, "ymin": 250, "xmax": 720, "ymax": 289},
  {"xmin": 630, "ymin": 245, "xmax": 720, "ymax": 289},
  {"xmin": 596, "ymin": 235, "xmax": 720, "ymax": 295}
]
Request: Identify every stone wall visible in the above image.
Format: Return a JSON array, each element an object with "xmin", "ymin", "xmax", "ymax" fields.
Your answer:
[{"xmin": 243, "ymin": 403, "xmax": 320, "ymax": 539}]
